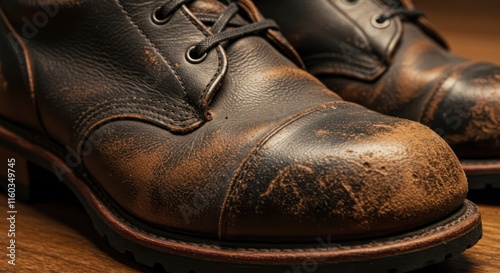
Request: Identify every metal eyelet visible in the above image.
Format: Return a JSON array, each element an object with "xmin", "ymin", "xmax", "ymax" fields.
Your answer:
[
  {"xmin": 152, "ymin": 6, "xmax": 171, "ymax": 25},
  {"xmin": 371, "ymin": 15, "xmax": 391, "ymax": 29},
  {"xmin": 186, "ymin": 46, "xmax": 208, "ymax": 64}
]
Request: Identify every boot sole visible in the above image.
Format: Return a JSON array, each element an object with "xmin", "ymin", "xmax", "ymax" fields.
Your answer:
[
  {"xmin": 0, "ymin": 120, "xmax": 482, "ymax": 273},
  {"xmin": 462, "ymin": 160, "xmax": 500, "ymax": 190}
]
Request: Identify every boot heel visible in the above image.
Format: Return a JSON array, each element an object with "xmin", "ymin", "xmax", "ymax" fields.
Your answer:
[{"xmin": 0, "ymin": 145, "xmax": 60, "ymax": 202}]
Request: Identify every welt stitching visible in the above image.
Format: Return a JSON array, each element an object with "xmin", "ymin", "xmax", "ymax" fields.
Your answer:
[
  {"xmin": 88, "ymin": 169, "xmax": 475, "ymax": 253},
  {"xmin": 73, "ymin": 97, "xmax": 195, "ymax": 134},
  {"xmin": 81, "ymin": 156, "xmax": 474, "ymax": 251},
  {"xmin": 220, "ymin": 102, "xmax": 350, "ymax": 238},
  {"xmin": 114, "ymin": 0, "xmax": 189, "ymax": 101}
]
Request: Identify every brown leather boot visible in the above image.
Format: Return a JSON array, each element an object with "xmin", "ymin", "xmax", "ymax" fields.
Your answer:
[
  {"xmin": 0, "ymin": 0, "xmax": 481, "ymax": 272},
  {"xmin": 255, "ymin": 0, "xmax": 500, "ymax": 189}
]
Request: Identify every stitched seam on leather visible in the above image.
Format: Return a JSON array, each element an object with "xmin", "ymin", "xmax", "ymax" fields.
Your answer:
[
  {"xmin": 74, "ymin": 97, "xmax": 193, "ymax": 129},
  {"xmin": 304, "ymin": 53, "xmax": 385, "ymax": 80},
  {"xmin": 76, "ymin": 111, "xmax": 201, "ymax": 157},
  {"xmin": 83, "ymin": 108, "xmax": 197, "ymax": 131},
  {"xmin": 114, "ymin": 0, "xmax": 189, "ymax": 102},
  {"xmin": 73, "ymin": 97, "xmax": 190, "ymax": 129},
  {"xmin": 76, "ymin": 107, "xmax": 200, "ymax": 155},
  {"xmin": 77, "ymin": 101, "xmax": 195, "ymax": 132},
  {"xmin": 219, "ymin": 101, "xmax": 354, "ymax": 239},
  {"xmin": 305, "ymin": 53, "xmax": 382, "ymax": 72},
  {"xmin": 418, "ymin": 61, "xmax": 476, "ymax": 123},
  {"xmin": 80, "ymin": 107, "xmax": 198, "ymax": 133},
  {"xmin": 309, "ymin": 59, "xmax": 380, "ymax": 75},
  {"xmin": 80, "ymin": 104, "xmax": 196, "ymax": 129},
  {"xmin": 179, "ymin": 7, "xmax": 224, "ymax": 109},
  {"xmin": 73, "ymin": 97, "xmax": 196, "ymax": 135},
  {"xmin": 75, "ymin": 105, "xmax": 199, "ymax": 150},
  {"xmin": 76, "ymin": 102, "xmax": 198, "ymax": 138}
]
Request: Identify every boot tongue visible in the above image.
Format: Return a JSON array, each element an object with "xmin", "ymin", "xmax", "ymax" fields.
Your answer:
[{"xmin": 379, "ymin": 0, "xmax": 404, "ymax": 9}]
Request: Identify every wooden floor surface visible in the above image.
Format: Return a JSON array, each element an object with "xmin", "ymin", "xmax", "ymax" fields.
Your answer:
[{"xmin": 1, "ymin": 0, "xmax": 500, "ymax": 272}]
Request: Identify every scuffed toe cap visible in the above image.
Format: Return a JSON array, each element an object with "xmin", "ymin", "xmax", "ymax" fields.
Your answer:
[
  {"xmin": 423, "ymin": 62, "xmax": 500, "ymax": 158},
  {"xmin": 220, "ymin": 102, "xmax": 468, "ymax": 242}
]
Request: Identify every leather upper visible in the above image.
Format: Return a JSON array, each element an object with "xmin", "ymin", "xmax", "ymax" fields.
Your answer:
[
  {"xmin": 255, "ymin": 0, "xmax": 500, "ymax": 159},
  {"xmin": 0, "ymin": 0, "xmax": 468, "ymax": 242}
]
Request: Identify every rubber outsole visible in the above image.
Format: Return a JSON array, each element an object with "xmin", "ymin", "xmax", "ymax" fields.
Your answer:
[{"xmin": 462, "ymin": 160, "xmax": 500, "ymax": 190}]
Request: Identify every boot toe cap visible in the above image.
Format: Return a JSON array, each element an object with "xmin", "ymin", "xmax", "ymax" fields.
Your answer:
[
  {"xmin": 221, "ymin": 102, "xmax": 468, "ymax": 242},
  {"xmin": 423, "ymin": 62, "xmax": 500, "ymax": 158}
]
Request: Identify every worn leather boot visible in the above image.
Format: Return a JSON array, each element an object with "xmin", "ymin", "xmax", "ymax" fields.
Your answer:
[
  {"xmin": 0, "ymin": 0, "xmax": 481, "ymax": 272},
  {"xmin": 255, "ymin": 0, "xmax": 500, "ymax": 189}
]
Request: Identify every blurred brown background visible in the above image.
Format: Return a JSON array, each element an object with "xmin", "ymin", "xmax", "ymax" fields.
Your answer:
[{"xmin": 416, "ymin": 0, "xmax": 500, "ymax": 64}]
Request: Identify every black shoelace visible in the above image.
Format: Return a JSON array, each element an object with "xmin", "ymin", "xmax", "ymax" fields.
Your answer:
[
  {"xmin": 154, "ymin": 0, "xmax": 279, "ymax": 61},
  {"xmin": 375, "ymin": 9, "xmax": 425, "ymax": 24}
]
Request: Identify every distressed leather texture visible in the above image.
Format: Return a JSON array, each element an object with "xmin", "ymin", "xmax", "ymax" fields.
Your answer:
[
  {"xmin": 255, "ymin": 0, "xmax": 500, "ymax": 159},
  {"xmin": 0, "ymin": 0, "xmax": 467, "ymax": 242}
]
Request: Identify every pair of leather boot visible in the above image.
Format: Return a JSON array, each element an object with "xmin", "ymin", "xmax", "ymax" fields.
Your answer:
[{"xmin": 0, "ymin": 0, "xmax": 495, "ymax": 272}]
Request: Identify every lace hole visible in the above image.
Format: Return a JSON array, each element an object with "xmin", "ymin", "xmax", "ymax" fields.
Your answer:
[
  {"xmin": 152, "ymin": 6, "xmax": 171, "ymax": 25},
  {"xmin": 371, "ymin": 15, "xmax": 390, "ymax": 29},
  {"xmin": 186, "ymin": 46, "xmax": 208, "ymax": 64}
]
